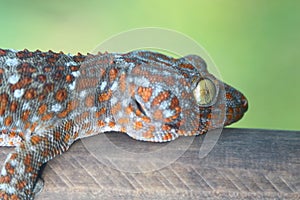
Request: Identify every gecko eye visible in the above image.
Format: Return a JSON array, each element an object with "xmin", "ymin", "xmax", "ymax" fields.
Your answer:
[{"xmin": 193, "ymin": 78, "xmax": 217, "ymax": 106}]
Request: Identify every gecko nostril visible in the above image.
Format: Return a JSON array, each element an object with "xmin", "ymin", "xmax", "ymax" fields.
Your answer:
[{"xmin": 241, "ymin": 96, "xmax": 248, "ymax": 112}]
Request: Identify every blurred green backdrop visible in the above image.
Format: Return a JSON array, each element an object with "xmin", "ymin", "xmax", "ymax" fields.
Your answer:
[{"xmin": 0, "ymin": 0, "xmax": 299, "ymax": 130}]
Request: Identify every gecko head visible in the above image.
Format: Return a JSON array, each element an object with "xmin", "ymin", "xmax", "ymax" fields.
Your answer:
[
  {"xmin": 180, "ymin": 55, "xmax": 248, "ymax": 130},
  {"xmin": 110, "ymin": 51, "xmax": 248, "ymax": 141}
]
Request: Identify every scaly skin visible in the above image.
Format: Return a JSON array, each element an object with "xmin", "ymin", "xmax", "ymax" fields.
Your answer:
[{"xmin": 0, "ymin": 49, "xmax": 248, "ymax": 199}]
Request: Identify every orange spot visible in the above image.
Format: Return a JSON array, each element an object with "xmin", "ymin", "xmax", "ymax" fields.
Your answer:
[
  {"xmin": 10, "ymin": 101, "xmax": 18, "ymax": 112},
  {"xmin": 8, "ymin": 131, "xmax": 16, "ymax": 138},
  {"xmin": 16, "ymin": 180, "xmax": 27, "ymax": 190},
  {"xmin": 85, "ymin": 95, "xmax": 94, "ymax": 107},
  {"xmin": 38, "ymin": 75, "xmax": 47, "ymax": 82},
  {"xmin": 16, "ymin": 51, "xmax": 25, "ymax": 58},
  {"xmin": 41, "ymin": 149, "xmax": 49, "ymax": 157},
  {"xmin": 58, "ymin": 101, "xmax": 78, "ymax": 119},
  {"xmin": 84, "ymin": 130, "xmax": 94, "ymax": 136},
  {"xmin": 55, "ymin": 88, "xmax": 68, "ymax": 102},
  {"xmin": 129, "ymin": 83, "xmax": 135, "ymax": 96},
  {"xmin": 108, "ymin": 121, "xmax": 115, "ymax": 127},
  {"xmin": 30, "ymin": 122, "xmax": 38, "ymax": 132},
  {"xmin": 54, "ymin": 132, "xmax": 61, "ymax": 141},
  {"xmin": 227, "ymin": 107, "xmax": 233, "ymax": 114},
  {"xmin": 165, "ymin": 115, "xmax": 178, "ymax": 123},
  {"xmin": 23, "ymin": 154, "xmax": 32, "ymax": 168},
  {"xmin": 18, "ymin": 132, "xmax": 25, "ymax": 139},
  {"xmin": 0, "ymin": 175, "xmax": 11, "ymax": 183},
  {"xmin": 134, "ymin": 121, "xmax": 143, "ymax": 130},
  {"xmin": 30, "ymin": 135, "xmax": 41, "ymax": 145},
  {"xmin": 0, "ymin": 93, "xmax": 9, "ymax": 116},
  {"xmin": 47, "ymin": 57, "xmax": 58, "ymax": 64},
  {"xmin": 73, "ymin": 132, "xmax": 79, "ymax": 139},
  {"xmin": 4, "ymin": 116, "xmax": 12, "ymax": 126},
  {"xmin": 68, "ymin": 100, "xmax": 79, "ymax": 111},
  {"xmin": 109, "ymin": 68, "xmax": 118, "ymax": 82},
  {"xmin": 137, "ymin": 87, "xmax": 152, "ymax": 102},
  {"xmin": 24, "ymin": 122, "xmax": 31, "ymax": 130},
  {"xmin": 179, "ymin": 63, "xmax": 194, "ymax": 70},
  {"xmin": 66, "ymin": 74, "xmax": 73, "ymax": 83},
  {"xmin": 98, "ymin": 90, "xmax": 112, "ymax": 102},
  {"xmin": 97, "ymin": 120, "xmax": 105, "ymax": 127},
  {"xmin": 44, "ymin": 66, "xmax": 52, "ymax": 73},
  {"xmin": 42, "ymin": 113, "xmax": 53, "ymax": 121},
  {"xmin": 125, "ymin": 105, "xmax": 133, "ymax": 114},
  {"xmin": 69, "ymin": 65, "xmax": 80, "ymax": 71},
  {"xmin": 42, "ymin": 149, "xmax": 50, "ymax": 158},
  {"xmin": 82, "ymin": 122, "xmax": 91, "ymax": 130},
  {"xmin": 95, "ymin": 107, "xmax": 106, "ymax": 118},
  {"xmin": 117, "ymin": 118, "xmax": 129, "ymax": 124},
  {"xmin": 11, "ymin": 194, "xmax": 20, "ymax": 200},
  {"xmin": 162, "ymin": 132, "xmax": 173, "ymax": 141},
  {"xmin": 81, "ymin": 111, "xmax": 89, "ymax": 119},
  {"xmin": 153, "ymin": 110, "xmax": 163, "ymax": 120},
  {"xmin": 10, "ymin": 77, "xmax": 32, "ymax": 91},
  {"xmin": 111, "ymin": 102, "xmax": 121, "ymax": 115},
  {"xmin": 169, "ymin": 97, "xmax": 179, "ymax": 109},
  {"xmin": 152, "ymin": 91, "xmax": 170, "ymax": 106},
  {"xmin": 143, "ymin": 126, "xmax": 155, "ymax": 139},
  {"xmin": 0, "ymin": 49, "xmax": 6, "ymax": 56},
  {"xmin": 64, "ymin": 121, "xmax": 73, "ymax": 131},
  {"xmin": 58, "ymin": 65, "xmax": 65, "ymax": 71},
  {"xmin": 119, "ymin": 73, "xmax": 126, "ymax": 92},
  {"xmin": 76, "ymin": 78, "xmax": 98, "ymax": 91},
  {"xmin": 9, "ymin": 153, "xmax": 17, "ymax": 160},
  {"xmin": 5, "ymin": 162, "xmax": 14, "ymax": 175},
  {"xmin": 38, "ymin": 104, "xmax": 47, "ymax": 115},
  {"xmin": 38, "ymin": 94, "xmax": 46, "ymax": 101},
  {"xmin": 43, "ymin": 83, "xmax": 54, "ymax": 93},
  {"xmin": 24, "ymin": 88, "xmax": 37, "ymax": 99},
  {"xmin": 141, "ymin": 116, "xmax": 151, "ymax": 123},
  {"xmin": 0, "ymin": 93, "xmax": 8, "ymax": 103},
  {"xmin": 162, "ymin": 125, "xmax": 171, "ymax": 131},
  {"xmin": 58, "ymin": 110, "xmax": 68, "ymax": 118},
  {"xmin": 73, "ymin": 54, "xmax": 84, "ymax": 62},
  {"xmin": 21, "ymin": 110, "xmax": 31, "ymax": 121},
  {"xmin": 121, "ymin": 127, "xmax": 127, "ymax": 133},
  {"xmin": 226, "ymin": 93, "xmax": 233, "ymax": 100},
  {"xmin": 135, "ymin": 108, "xmax": 142, "ymax": 117},
  {"xmin": 64, "ymin": 133, "xmax": 71, "ymax": 143}
]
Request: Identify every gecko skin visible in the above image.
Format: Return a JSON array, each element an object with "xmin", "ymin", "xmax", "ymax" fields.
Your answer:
[{"xmin": 0, "ymin": 49, "xmax": 248, "ymax": 199}]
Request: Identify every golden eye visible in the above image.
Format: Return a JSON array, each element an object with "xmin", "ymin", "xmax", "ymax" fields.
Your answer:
[{"xmin": 193, "ymin": 78, "xmax": 216, "ymax": 105}]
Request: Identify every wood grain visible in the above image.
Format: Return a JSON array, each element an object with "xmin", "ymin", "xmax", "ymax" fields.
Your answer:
[{"xmin": 1, "ymin": 128, "xmax": 299, "ymax": 199}]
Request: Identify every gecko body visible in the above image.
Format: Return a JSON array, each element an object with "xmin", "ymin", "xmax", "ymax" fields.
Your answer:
[{"xmin": 0, "ymin": 49, "xmax": 248, "ymax": 199}]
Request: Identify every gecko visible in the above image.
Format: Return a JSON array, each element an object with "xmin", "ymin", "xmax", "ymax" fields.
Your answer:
[{"xmin": 0, "ymin": 48, "xmax": 248, "ymax": 199}]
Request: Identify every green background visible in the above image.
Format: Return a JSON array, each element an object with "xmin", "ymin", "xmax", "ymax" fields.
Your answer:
[{"xmin": 0, "ymin": 0, "xmax": 299, "ymax": 131}]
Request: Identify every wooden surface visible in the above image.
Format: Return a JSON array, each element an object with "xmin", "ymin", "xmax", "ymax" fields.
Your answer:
[{"xmin": 1, "ymin": 128, "xmax": 300, "ymax": 199}]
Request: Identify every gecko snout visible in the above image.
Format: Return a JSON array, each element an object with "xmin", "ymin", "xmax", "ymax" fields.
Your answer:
[
  {"xmin": 240, "ymin": 94, "xmax": 248, "ymax": 113},
  {"xmin": 224, "ymin": 83, "xmax": 248, "ymax": 125}
]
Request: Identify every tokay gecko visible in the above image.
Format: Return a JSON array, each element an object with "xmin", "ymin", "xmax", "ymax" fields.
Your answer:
[{"xmin": 0, "ymin": 48, "xmax": 248, "ymax": 199}]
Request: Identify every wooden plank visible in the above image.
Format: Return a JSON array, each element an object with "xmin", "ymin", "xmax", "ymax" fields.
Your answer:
[{"xmin": 1, "ymin": 128, "xmax": 300, "ymax": 199}]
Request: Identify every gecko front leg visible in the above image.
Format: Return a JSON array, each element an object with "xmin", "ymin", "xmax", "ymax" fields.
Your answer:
[{"xmin": 0, "ymin": 121, "xmax": 77, "ymax": 200}]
